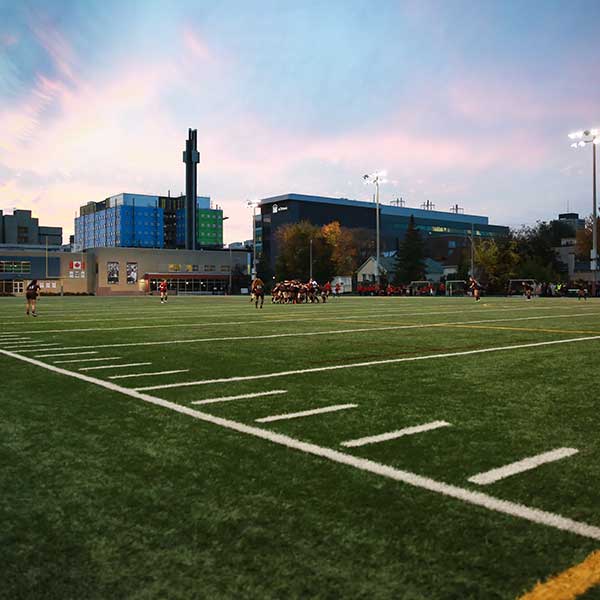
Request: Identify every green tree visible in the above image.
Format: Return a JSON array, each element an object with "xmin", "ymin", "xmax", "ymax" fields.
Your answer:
[
  {"xmin": 274, "ymin": 221, "xmax": 335, "ymax": 282},
  {"xmin": 394, "ymin": 216, "xmax": 426, "ymax": 284},
  {"xmin": 321, "ymin": 221, "xmax": 360, "ymax": 276}
]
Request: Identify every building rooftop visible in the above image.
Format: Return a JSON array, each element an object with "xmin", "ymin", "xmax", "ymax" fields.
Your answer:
[{"xmin": 259, "ymin": 193, "xmax": 489, "ymax": 225}]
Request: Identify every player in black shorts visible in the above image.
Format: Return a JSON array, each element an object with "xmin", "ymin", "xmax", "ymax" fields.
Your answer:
[
  {"xmin": 251, "ymin": 277, "xmax": 265, "ymax": 309},
  {"xmin": 468, "ymin": 276, "xmax": 481, "ymax": 302},
  {"xmin": 25, "ymin": 279, "xmax": 41, "ymax": 316}
]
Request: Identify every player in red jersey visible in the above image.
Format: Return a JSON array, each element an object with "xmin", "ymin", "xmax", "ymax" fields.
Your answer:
[
  {"xmin": 251, "ymin": 277, "xmax": 265, "ymax": 309},
  {"xmin": 159, "ymin": 279, "xmax": 168, "ymax": 303}
]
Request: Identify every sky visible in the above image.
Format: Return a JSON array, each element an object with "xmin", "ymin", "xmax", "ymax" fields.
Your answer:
[{"xmin": 1, "ymin": 0, "xmax": 600, "ymax": 244}]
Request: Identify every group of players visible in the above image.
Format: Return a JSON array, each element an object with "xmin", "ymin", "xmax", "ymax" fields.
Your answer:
[{"xmin": 250, "ymin": 278, "xmax": 343, "ymax": 308}]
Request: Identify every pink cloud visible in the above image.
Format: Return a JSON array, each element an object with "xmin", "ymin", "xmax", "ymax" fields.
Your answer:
[{"xmin": 1, "ymin": 33, "xmax": 18, "ymax": 47}]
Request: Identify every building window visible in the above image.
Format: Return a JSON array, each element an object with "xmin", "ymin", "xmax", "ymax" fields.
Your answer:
[
  {"xmin": 0, "ymin": 260, "xmax": 31, "ymax": 273},
  {"xmin": 17, "ymin": 226, "xmax": 29, "ymax": 244}
]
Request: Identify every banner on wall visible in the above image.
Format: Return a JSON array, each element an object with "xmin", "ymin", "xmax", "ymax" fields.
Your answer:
[
  {"xmin": 126, "ymin": 262, "xmax": 138, "ymax": 284},
  {"xmin": 107, "ymin": 262, "xmax": 119, "ymax": 284},
  {"xmin": 69, "ymin": 261, "xmax": 85, "ymax": 270}
]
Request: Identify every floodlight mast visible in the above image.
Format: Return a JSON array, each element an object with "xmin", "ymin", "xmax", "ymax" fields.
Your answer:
[
  {"xmin": 569, "ymin": 129, "xmax": 599, "ymax": 295},
  {"xmin": 363, "ymin": 170, "xmax": 388, "ymax": 285},
  {"xmin": 247, "ymin": 200, "xmax": 260, "ymax": 280}
]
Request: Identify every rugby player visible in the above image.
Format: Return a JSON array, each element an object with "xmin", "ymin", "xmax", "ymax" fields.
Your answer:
[
  {"xmin": 468, "ymin": 276, "xmax": 481, "ymax": 302},
  {"xmin": 159, "ymin": 279, "xmax": 168, "ymax": 303},
  {"xmin": 25, "ymin": 279, "xmax": 41, "ymax": 316},
  {"xmin": 251, "ymin": 277, "xmax": 265, "ymax": 309}
]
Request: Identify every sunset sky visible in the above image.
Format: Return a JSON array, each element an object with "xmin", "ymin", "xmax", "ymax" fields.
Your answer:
[{"xmin": 1, "ymin": 0, "xmax": 600, "ymax": 243}]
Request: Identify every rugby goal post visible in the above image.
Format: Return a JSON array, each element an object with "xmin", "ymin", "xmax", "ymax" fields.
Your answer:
[
  {"xmin": 408, "ymin": 280, "xmax": 432, "ymax": 295},
  {"xmin": 507, "ymin": 279, "xmax": 537, "ymax": 296},
  {"xmin": 446, "ymin": 279, "xmax": 467, "ymax": 296}
]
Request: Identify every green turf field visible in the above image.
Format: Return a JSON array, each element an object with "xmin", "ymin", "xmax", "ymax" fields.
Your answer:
[{"xmin": 2, "ymin": 294, "xmax": 600, "ymax": 599}]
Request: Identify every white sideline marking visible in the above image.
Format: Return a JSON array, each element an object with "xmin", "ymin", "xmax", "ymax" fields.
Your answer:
[
  {"xmin": 15, "ymin": 311, "xmax": 600, "ymax": 354},
  {"xmin": 53, "ymin": 356, "xmax": 123, "ymax": 364},
  {"xmin": 468, "ymin": 448, "xmax": 579, "ymax": 485},
  {"xmin": 0, "ymin": 304, "xmax": 566, "ymax": 332},
  {"xmin": 256, "ymin": 403, "xmax": 357, "ymax": 423},
  {"xmin": 135, "ymin": 335, "xmax": 600, "ymax": 391},
  {"xmin": 341, "ymin": 420, "xmax": 451, "ymax": 448},
  {"xmin": 191, "ymin": 390, "xmax": 288, "ymax": 405},
  {"xmin": 2, "ymin": 342, "xmax": 58, "ymax": 349},
  {"xmin": 109, "ymin": 369, "xmax": 190, "ymax": 380},
  {"xmin": 35, "ymin": 351, "xmax": 98, "ymax": 358},
  {"xmin": 1, "ymin": 346, "xmax": 599, "ymax": 543},
  {"xmin": 1, "ymin": 338, "xmax": 32, "ymax": 343},
  {"xmin": 79, "ymin": 362, "xmax": 152, "ymax": 372}
]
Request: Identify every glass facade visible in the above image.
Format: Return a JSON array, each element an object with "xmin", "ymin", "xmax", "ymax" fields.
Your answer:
[
  {"xmin": 75, "ymin": 194, "xmax": 222, "ymax": 250},
  {"xmin": 196, "ymin": 209, "xmax": 223, "ymax": 246}
]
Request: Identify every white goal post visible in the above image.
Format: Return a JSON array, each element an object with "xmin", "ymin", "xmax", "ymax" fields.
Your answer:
[
  {"xmin": 507, "ymin": 279, "xmax": 537, "ymax": 296},
  {"xmin": 446, "ymin": 279, "xmax": 467, "ymax": 296}
]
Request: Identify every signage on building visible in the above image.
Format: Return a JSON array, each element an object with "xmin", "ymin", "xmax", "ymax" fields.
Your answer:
[
  {"xmin": 69, "ymin": 260, "xmax": 85, "ymax": 270},
  {"xmin": 272, "ymin": 204, "xmax": 288, "ymax": 214}
]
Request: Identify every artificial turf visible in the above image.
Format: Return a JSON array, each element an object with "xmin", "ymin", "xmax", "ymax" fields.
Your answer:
[{"xmin": 1, "ymin": 295, "xmax": 600, "ymax": 599}]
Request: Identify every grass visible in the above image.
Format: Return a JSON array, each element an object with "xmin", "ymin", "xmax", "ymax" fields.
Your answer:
[{"xmin": 1, "ymin": 294, "xmax": 600, "ymax": 599}]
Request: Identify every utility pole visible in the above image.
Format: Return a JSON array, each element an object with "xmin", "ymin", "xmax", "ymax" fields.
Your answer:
[{"xmin": 309, "ymin": 238, "xmax": 313, "ymax": 280}]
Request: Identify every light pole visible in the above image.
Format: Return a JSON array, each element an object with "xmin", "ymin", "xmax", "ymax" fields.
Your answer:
[
  {"xmin": 569, "ymin": 128, "xmax": 599, "ymax": 296},
  {"xmin": 363, "ymin": 170, "xmax": 388, "ymax": 285},
  {"xmin": 309, "ymin": 238, "xmax": 313, "ymax": 280},
  {"xmin": 247, "ymin": 200, "xmax": 260, "ymax": 280}
]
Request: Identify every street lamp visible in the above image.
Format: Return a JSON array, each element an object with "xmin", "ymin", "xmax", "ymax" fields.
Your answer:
[
  {"xmin": 247, "ymin": 200, "xmax": 260, "ymax": 280},
  {"xmin": 363, "ymin": 170, "xmax": 388, "ymax": 285},
  {"xmin": 569, "ymin": 128, "xmax": 599, "ymax": 295}
]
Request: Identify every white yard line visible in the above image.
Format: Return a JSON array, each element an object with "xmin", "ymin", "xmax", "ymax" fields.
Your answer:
[
  {"xmin": 191, "ymin": 390, "xmax": 288, "ymax": 405},
  {"xmin": 256, "ymin": 404, "xmax": 357, "ymax": 423},
  {"xmin": 109, "ymin": 369, "xmax": 190, "ymax": 380},
  {"xmin": 35, "ymin": 351, "xmax": 99, "ymax": 358},
  {"xmin": 341, "ymin": 421, "xmax": 451, "ymax": 448},
  {"xmin": 1, "ymin": 346, "xmax": 599, "ymax": 542},
  {"xmin": 15, "ymin": 311, "xmax": 600, "ymax": 354},
  {"xmin": 0, "ymin": 301, "xmax": 561, "ymax": 322},
  {"xmin": 135, "ymin": 335, "xmax": 600, "ymax": 391},
  {"xmin": 468, "ymin": 448, "xmax": 579, "ymax": 485},
  {"xmin": 1, "ymin": 304, "xmax": 589, "ymax": 334},
  {"xmin": 79, "ymin": 362, "xmax": 152, "ymax": 372},
  {"xmin": 2, "ymin": 342, "xmax": 60, "ymax": 349},
  {"xmin": 53, "ymin": 356, "xmax": 123, "ymax": 364}
]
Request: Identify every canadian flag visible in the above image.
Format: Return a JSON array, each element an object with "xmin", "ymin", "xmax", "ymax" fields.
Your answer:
[{"xmin": 69, "ymin": 260, "xmax": 85, "ymax": 270}]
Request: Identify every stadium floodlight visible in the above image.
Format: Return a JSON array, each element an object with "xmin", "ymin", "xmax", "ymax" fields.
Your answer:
[
  {"xmin": 247, "ymin": 199, "xmax": 260, "ymax": 279},
  {"xmin": 568, "ymin": 127, "xmax": 599, "ymax": 295},
  {"xmin": 363, "ymin": 170, "xmax": 388, "ymax": 285}
]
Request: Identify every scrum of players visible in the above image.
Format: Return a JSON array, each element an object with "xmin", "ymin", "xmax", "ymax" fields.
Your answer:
[{"xmin": 271, "ymin": 279, "xmax": 337, "ymax": 304}]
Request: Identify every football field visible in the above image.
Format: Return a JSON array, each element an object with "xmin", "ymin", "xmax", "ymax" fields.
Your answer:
[{"xmin": 2, "ymin": 294, "xmax": 600, "ymax": 599}]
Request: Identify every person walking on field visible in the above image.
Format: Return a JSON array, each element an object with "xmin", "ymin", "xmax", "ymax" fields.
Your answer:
[
  {"xmin": 159, "ymin": 279, "xmax": 168, "ymax": 304},
  {"xmin": 251, "ymin": 277, "xmax": 265, "ymax": 309},
  {"xmin": 25, "ymin": 279, "xmax": 41, "ymax": 316}
]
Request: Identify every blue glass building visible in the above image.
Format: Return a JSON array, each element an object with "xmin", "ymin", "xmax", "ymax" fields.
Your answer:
[{"xmin": 74, "ymin": 193, "xmax": 217, "ymax": 250}]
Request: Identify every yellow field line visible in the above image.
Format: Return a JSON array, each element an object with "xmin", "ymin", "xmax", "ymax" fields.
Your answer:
[
  {"xmin": 438, "ymin": 324, "xmax": 600, "ymax": 335},
  {"xmin": 519, "ymin": 550, "xmax": 600, "ymax": 599},
  {"xmin": 337, "ymin": 321, "xmax": 600, "ymax": 335}
]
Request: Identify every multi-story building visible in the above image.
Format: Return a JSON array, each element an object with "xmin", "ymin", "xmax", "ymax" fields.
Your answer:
[
  {"xmin": 74, "ymin": 193, "xmax": 223, "ymax": 250},
  {"xmin": 0, "ymin": 246, "xmax": 251, "ymax": 296},
  {"xmin": 255, "ymin": 193, "xmax": 509, "ymax": 271},
  {"xmin": 0, "ymin": 209, "xmax": 62, "ymax": 247}
]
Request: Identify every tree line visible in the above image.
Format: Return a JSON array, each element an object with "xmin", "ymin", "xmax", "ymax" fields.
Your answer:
[{"xmin": 262, "ymin": 216, "xmax": 595, "ymax": 292}]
